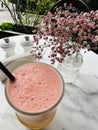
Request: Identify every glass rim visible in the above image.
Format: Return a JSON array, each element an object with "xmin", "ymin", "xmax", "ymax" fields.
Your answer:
[{"xmin": 5, "ymin": 62, "xmax": 65, "ymax": 115}]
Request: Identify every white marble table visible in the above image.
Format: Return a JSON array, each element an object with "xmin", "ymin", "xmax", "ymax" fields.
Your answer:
[{"xmin": 0, "ymin": 35, "xmax": 98, "ymax": 130}]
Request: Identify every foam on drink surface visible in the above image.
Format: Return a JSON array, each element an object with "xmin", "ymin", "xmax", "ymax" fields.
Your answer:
[{"xmin": 7, "ymin": 63, "xmax": 63, "ymax": 113}]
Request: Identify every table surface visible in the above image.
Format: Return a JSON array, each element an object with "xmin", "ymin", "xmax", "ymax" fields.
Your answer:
[{"xmin": 0, "ymin": 35, "xmax": 98, "ymax": 130}]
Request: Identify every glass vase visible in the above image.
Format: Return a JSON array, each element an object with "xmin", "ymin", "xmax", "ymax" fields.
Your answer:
[{"xmin": 57, "ymin": 52, "xmax": 83, "ymax": 83}]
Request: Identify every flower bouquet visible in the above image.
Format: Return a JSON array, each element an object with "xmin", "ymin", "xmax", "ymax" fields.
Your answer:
[{"xmin": 31, "ymin": 3, "xmax": 98, "ymax": 64}]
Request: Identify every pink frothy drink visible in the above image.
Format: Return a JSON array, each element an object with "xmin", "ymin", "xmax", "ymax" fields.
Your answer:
[{"xmin": 5, "ymin": 62, "xmax": 64, "ymax": 129}]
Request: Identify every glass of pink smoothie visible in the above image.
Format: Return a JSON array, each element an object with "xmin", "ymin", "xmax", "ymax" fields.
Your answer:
[{"xmin": 5, "ymin": 62, "xmax": 64, "ymax": 130}]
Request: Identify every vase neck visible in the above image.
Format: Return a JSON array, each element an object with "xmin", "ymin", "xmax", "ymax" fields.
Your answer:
[{"xmin": 63, "ymin": 52, "xmax": 83, "ymax": 67}]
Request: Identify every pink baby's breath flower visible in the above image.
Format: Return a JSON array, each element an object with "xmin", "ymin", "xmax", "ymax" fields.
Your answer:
[
  {"xmin": 95, "ymin": 36, "xmax": 98, "ymax": 41},
  {"xmin": 87, "ymin": 33, "xmax": 92, "ymax": 39},
  {"xmin": 72, "ymin": 27, "xmax": 79, "ymax": 34}
]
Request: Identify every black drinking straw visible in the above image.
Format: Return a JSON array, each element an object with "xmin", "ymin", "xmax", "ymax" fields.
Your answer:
[{"xmin": 0, "ymin": 61, "xmax": 15, "ymax": 81}]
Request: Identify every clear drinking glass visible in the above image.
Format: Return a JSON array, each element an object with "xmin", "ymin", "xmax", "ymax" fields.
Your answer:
[{"xmin": 5, "ymin": 61, "xmax": 64, "ymax": 130}]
